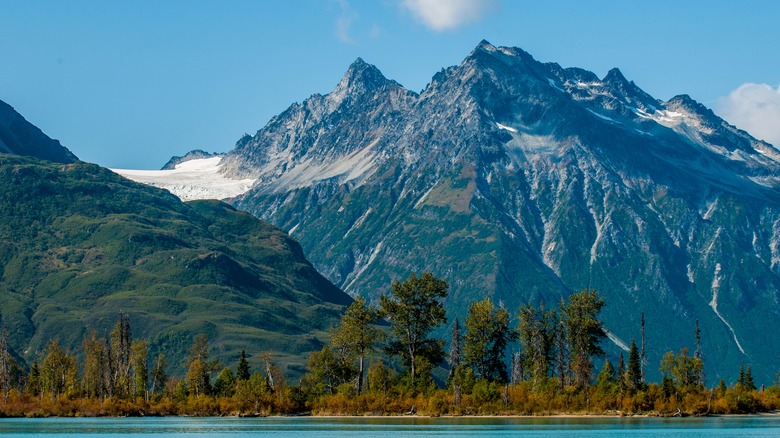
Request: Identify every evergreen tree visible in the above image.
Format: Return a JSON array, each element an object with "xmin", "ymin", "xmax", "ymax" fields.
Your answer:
[
  {"xmin": 626, "ymin": 340, "xmax": 642, "ymax": 392},
  {"xmin": 640, "ymin": 312, "xmax": 646, "ymax": 383},
  {"xmin": 745, "ymin": 365, "xmax": 756, "ymax": 390},
  {"xmin": 237, "ymin": 350, "xmax": 251, "ymax": 381},
  {"xmin": 694, "ymin": 320, "xmax": 705, "ymax": 385},
  {"xmin": 738, "ymin": 363, "xmax": 746, "ymax": 386},
  {"xmin": 596, "ymin": 360, "xmax": 616, "ymax": 393},
  {"xmin": 463, "ymin": 297, "xmax": 515, "ymax": 382},
  {"xmin": 380, "ymin": 272, "xmax": 448, "ymax": 385}
]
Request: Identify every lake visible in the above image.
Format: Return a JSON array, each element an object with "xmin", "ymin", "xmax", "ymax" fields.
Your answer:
[{"xmin": 0, "ymin": 416, "xmax": 778, "ymax": 437}]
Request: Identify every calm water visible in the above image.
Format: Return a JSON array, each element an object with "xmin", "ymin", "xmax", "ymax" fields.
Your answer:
[{"xmin": 0, "ymin": 416, "xmax": 778, "ymax": 437}]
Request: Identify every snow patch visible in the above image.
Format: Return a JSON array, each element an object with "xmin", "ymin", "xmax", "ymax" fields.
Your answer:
[
  {"xmin": 587, "ymin": 109, "xmax": 619, "ymax": 124},
  {"xmin": 414, "ymin": 186, "xmax": 436, "ymax": 209},
  {"xmin": 496, "ymin": 122, "xmax": 518, "ymax": 133},
  {"xmin": 709, "ymin": 263, "xmax": 747, "ymax": 355},
  {"xmin": 344, "ymin": 208, "xmax": 373, "ymax": 238},
  {"xmin": 112, "ymin": 157, "xmax": 255, "ymax": 201},
  {"xmin": 547, "ymin": 78, "xmax": 565, "ymax": 92},
  {"xmin": 257, "ymin": 138, "xmax": 380, "ymax": 194},
  {"xmin": 343, "ymin": 241, "xmax": 383, "ymax": 292},
  {"xmin": 605, "ymin": 330, "xmax": 630, "ymax": 352}
]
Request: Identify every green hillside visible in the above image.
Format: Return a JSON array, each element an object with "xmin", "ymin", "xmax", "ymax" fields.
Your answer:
[{"xmin": 0, "ymin": 153, "xmax": 352, "ymax": 376}]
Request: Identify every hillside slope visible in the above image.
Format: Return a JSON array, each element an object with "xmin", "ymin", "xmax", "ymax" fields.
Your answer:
[{"xmin": 0, "ymin": 99, "xmax": 351, "ymax": 374}]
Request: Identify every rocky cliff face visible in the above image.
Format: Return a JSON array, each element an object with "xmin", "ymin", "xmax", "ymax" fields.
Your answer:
[
  {"xmin": 221, "ymin": 41, "xmax": 779, "ymax": 383},
  {"xmin": 0, "ymin": 99, "xmax": 78, "ymax": 164}
]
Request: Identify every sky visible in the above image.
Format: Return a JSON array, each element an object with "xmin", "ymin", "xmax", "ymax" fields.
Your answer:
[{"xmin": 1, "ymin": 0, "xmax": 779, "ymax": 169}]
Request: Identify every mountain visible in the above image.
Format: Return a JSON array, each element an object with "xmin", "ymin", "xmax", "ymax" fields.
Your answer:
[
  {"xmin": 0, "ymin": 100, "xmax": 352, "ymax": 375},
  {"xmin": 162, "ymin": 149, "xmax": 221, "ymax": 170},
  {"xmin": 179, "ymin": 41, "xmax": 778, "ymax": 384},
  {"xmin": 0, "ymin": 100, "xmax": 78, "ymax": 164}
]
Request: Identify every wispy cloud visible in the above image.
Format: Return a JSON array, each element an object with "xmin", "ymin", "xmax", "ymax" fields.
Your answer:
[
  {"xmin": 717, "ymin": 83, "xmax": 780, "ymax": 148},
  {"xmin": 335, "ymin": 0, "xmax": 358, "ymax": 44},
  {"xmin": 401, "ymin": 0, "xmax": 494, "ymax": 31}
]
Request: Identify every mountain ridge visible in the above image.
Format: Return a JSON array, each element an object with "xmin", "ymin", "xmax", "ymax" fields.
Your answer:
[{"xmin": 140, "ymin": 41, "xmax": 779, "ymax": 383}]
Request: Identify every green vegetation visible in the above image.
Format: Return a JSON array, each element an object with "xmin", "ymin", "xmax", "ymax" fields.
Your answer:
[
  {"xmin": 0, "ymin": 274, "xmax": 779, "ymax": 417},
  {"xmin": 0, "ymin": 153, "xmax": 351, "ymax": 377}
]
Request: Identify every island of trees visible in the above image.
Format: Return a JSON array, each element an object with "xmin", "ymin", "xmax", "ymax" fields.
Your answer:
[{"xmin": 0, "ymin": 273, "xmax": 778, "ymax": 417}]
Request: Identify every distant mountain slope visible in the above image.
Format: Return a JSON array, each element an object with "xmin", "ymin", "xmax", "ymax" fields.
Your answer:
[
  {"xmin": 0, "ymin": 99, "xmax": 78, "ymax": 164},
  {"xmin": 199, "ymin": 41, "xmax": 780, "ymax": 383},
  {"xmin": 0, "ymin": 139, "xmax": 350, "ymax": 375}
]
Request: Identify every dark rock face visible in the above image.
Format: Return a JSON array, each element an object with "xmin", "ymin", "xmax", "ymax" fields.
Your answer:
[
  {"xmin": 222, "ymin": 41, "xmax": 780, "ymax": 383},
  {"xmin": 0, "ymin": 99, "xmax": 78, "ymax": 163}
]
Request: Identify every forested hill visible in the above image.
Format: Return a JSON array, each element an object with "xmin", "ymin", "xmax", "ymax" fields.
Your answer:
[{"xmin": 0, "ymin": 152, "xmax": 352, "ymax": 376}]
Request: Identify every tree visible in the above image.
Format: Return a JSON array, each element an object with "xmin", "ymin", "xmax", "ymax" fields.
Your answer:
[
  {"xmin": 330, "ymin": 296, "xmax": 382, "ymax": 394},
  {"xmin": 131, "ymin": 340, "xmax": 148, "ymax": 400},
  {"xmin": 0, "ymin": 325, "xmax": 12, "ymax": 402},
  {"xmin": 110, "ymin": 313, "xmax": 133, "ymax": 397},
  {"xmin": 517, "ymin": 303, "xmax": 554, "ymax": 388},
  {"xmin": 562, "ymin": 289, "xmax": 606, "ymax": 388},
  {"xmin": 449, "ymin": 319, "xmax": 461, "ymax": 373},
  {"xmin": 640, "ymin": 312, "xmax": 646, "ymax": 383},
  {"xmin": 379, "ymin": 272, "xmax": 448, "ymax": 386},
  {"xmin": 40, "ymin": 340, "xmax": 78, "ymax": 400},
  {"xmin": 617, "ymin": 352, "xmax": 625, "ymax": 393},
  {"xmin": 744, "ymin": 365, "xmax": 756, "ymax": 390},
  {"xmin": 213, "ymin": 367, "xmax": 236, "ymax": 397},
  {"xmin": 82, "ymin": 331, "xmax": 107, "ymax": 399},
  {"xmin": 694, "ymin": 320, "xmax": 705, "ymax": 386},
  {"xmin": 237, "ymin": 350, "xmax": 251, "ymax": 381},
  {"xmin": 596, "ymin": 360, "xmax": 616, "ymax": 394},
  {"xmin": 302, "ymin": 346, "xmax": 355, "ymax": 396},
  {"xmin": 659, "ymin": 347, "xmax": 703, "ymax": 390},
  {"xmin": 625, "ymin": 340, "xmax": 642, "ymax": 393},
  {"xmin": 149, "ymin": 353, "xmax": 168, "ymax": 398},
  {"xmin": 463, "ymin": 297, "xmax": 515, "ymax": 382},
  {"xmin": 185, "ymin": 334, "xmax": 217, "ymax": 396}
]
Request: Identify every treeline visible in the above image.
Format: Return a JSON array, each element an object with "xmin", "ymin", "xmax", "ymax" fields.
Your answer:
[{"xmin": 0, "ymin": 272, "xmax": 778, "ymax": 417}]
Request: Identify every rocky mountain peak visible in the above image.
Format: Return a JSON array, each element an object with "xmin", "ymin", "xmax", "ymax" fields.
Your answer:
[{"xmin": 331, "ymin": 57, "xmax": 399, "ymax": 100}]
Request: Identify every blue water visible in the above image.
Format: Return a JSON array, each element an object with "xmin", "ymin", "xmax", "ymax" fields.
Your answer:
[{"xmin": 0, "ymin": 416, "xmax": 778, "ymax": 437}]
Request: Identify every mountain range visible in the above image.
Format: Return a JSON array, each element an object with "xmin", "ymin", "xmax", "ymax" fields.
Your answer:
[
  {"xmin": 0, "ymin": 100, "xmax": 351, "ymax": 375},
  {"xmin": 127, "ymin": 41, "xmax": 780, "ymax": 383}
]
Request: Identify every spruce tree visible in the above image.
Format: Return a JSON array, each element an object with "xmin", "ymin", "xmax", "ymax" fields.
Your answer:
[
  {"xmin": 237, "ymin": 350, "xmax": 251, "ymax": 381},
  {"xmin": 745, "ymin": 365, "xmax": 756, "ymax": 390},
  {"xmin": 626, "ymin": 340, "xmax": 642, "ymax": 392},
  {"xmin": 694, "ymin": 320, "xmax": 705, "ymax": 385}
]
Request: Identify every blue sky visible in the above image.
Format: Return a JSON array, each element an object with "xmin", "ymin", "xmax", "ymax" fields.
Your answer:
[{"xmin": 1, "ymin": 0, "xmax": 779, "ymax": 169}]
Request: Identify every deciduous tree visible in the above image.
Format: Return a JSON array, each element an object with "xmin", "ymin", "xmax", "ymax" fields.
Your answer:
[{"xmin": 379, "ymin": 272, "xmax": 448, "ymax": 386}]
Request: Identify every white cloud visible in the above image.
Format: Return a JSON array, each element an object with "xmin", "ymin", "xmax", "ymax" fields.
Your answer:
[
  {"xmin": 335, "ymin": 0, "xmax": 358, "ymax": 44},
  {"xmin": 716, "ymin": 83, "xmax": 780, "ymax": 147},
  {"xmin": 401, "ymin": 0, "xmax": 494, "ymax": 31}
]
